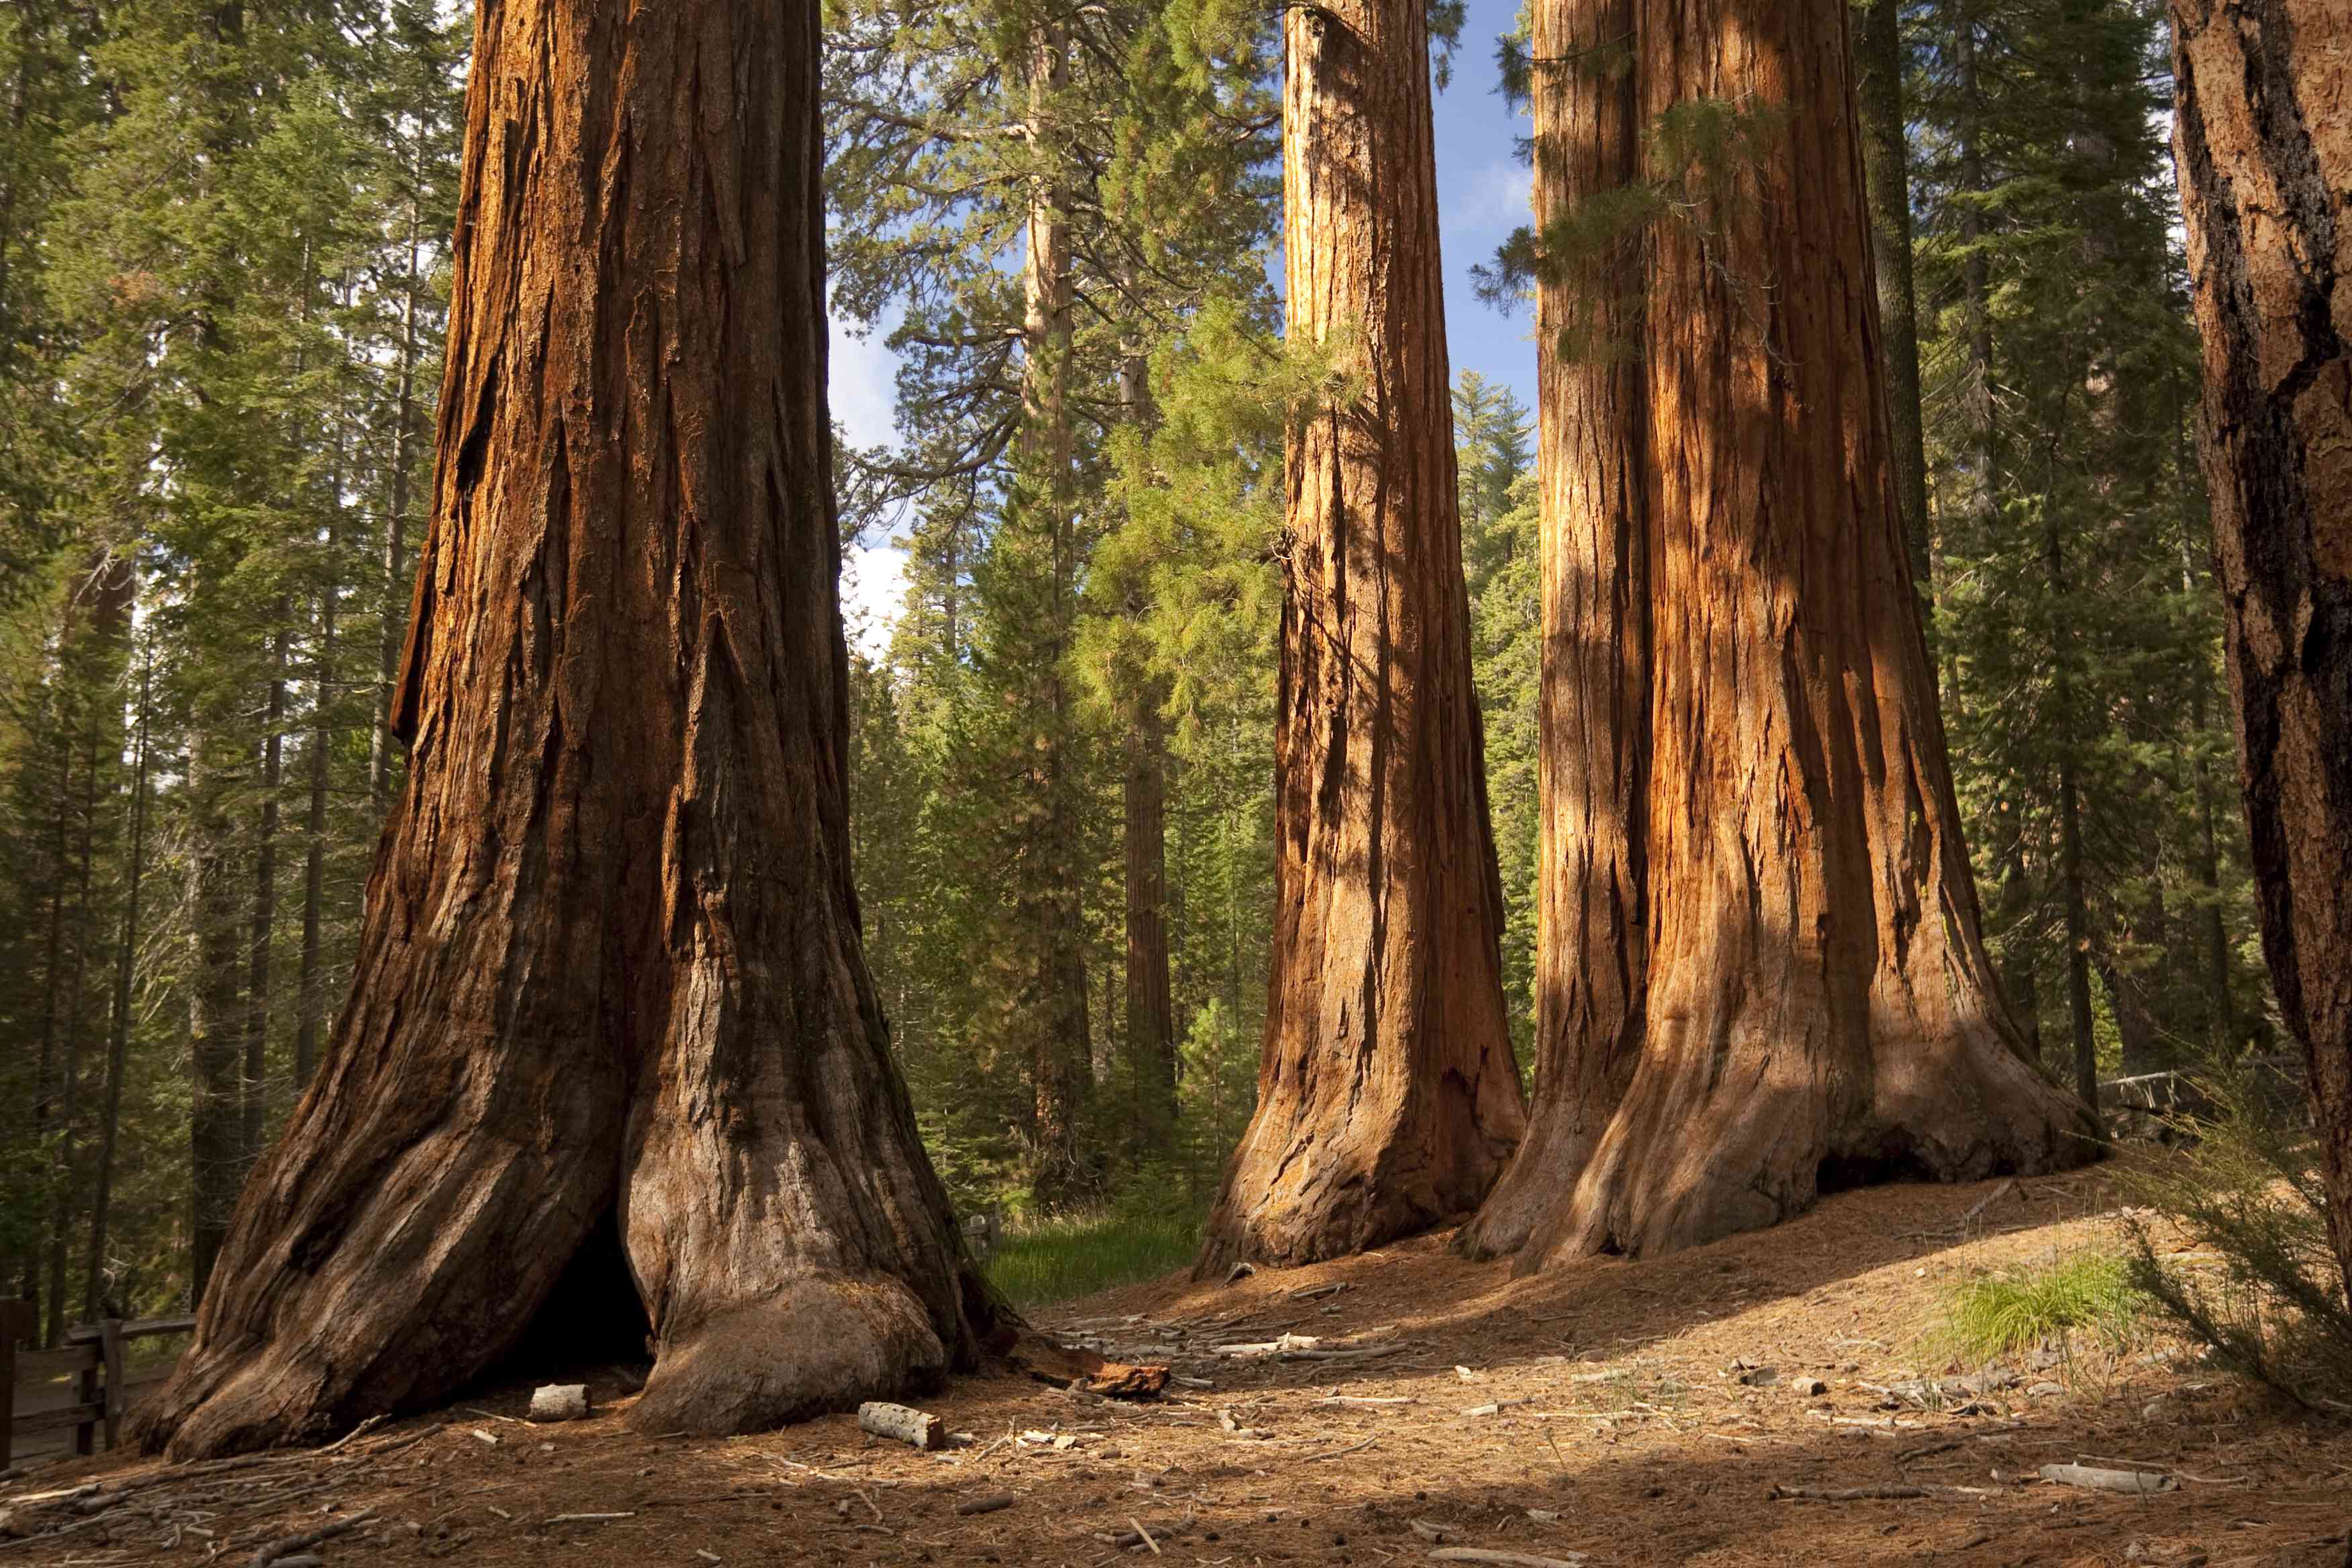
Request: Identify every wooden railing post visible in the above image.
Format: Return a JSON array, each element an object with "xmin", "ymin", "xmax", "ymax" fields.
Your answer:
[
  {"xmin": 99, "ymin": 1318, "xmax": 125, "ymax": 1450},
  {"xmin": 0, "ymin": 1298, "xmax": 32, "ymax": 1471}
]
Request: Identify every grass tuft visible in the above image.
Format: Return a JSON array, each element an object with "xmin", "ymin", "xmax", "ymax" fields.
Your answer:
[
  {"xmin": 1937, "ymin": 1250, "xmax": 2150, "ymax": 1363},
  {"xmin": 985, "ymin": 1208, "xmax": 1202, "ymax": 1308}
]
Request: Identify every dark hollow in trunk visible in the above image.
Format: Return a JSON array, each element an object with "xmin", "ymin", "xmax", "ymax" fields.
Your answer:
[
  {"xmin": 138, "ymin": 0, "xmax": 991, "ymax": 1460},
  {"xmin": 2169, "ymin": 0, "xmax": 2352, "ymax": 1301},
  {"xmin": 1195, "ymin": 0, "xmax": 1528, "ymax": 1274}
]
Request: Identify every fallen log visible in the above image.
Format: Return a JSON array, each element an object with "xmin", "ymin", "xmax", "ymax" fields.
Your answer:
[
  {"xmin": 954, "ymin": 1493, "xmax": 1016, "ymax": 1516},
  {"xmin": 2039, "ymin": 1463, "xmax": 2174, "ymax": 1494},
  {"xmin": 858, "ymin": 1402, "xmax": 946, "ymax": 1452}
]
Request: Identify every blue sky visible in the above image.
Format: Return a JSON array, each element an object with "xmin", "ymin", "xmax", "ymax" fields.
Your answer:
[{"xmin": 832, "ymin": 0, "xmax": 1538, "ymax": 645}]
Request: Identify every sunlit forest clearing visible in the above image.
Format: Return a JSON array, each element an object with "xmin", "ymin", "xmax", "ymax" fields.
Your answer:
[{"xmin": 1, "ymin": 0, "xmax": 2347, "ymax": 1559}]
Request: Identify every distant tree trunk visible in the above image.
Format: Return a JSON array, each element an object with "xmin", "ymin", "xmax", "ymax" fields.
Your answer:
[
  {"xmin": 1017, "ymin": 15, "xmax": 1092, "ymax": 1208},
  {"xmin": 1455, "ymin": 0, "xmax": 1647, "ymax": 1263},
  {"xmin": 371, "ymin": 189, "xmax": 425, "ymax": 812},
  {"xmin": 2169, "ymin": 0, "xmax": 2352, "ymax": 1302},
  {"xmin": 295, "ymin": 524, "xmax": 338, "ymax": 1089},
  {"xmin": 2045, "ymin": 513, "xmax": 2100, "ymax": 1111},
  {"xmin": 1853, "ymin": 0, "xmax": 1933, "ymax": 626},
  {"xmin": 1125, "ymin": 694, "xmax": 1177, "ymax": 1155},
  {"xmin": 138, "ymin": 0, "xmax": 991, "ymax": 1460},
  {"xmin": 244, "ymin": 622, "xmax": 289, "ymax": 1159},
  {"xmin": 42, "ymin": 558, "xmax": 130, "ymax": 1344},
  {"xmin": 1118, "ymin": 334, "xmax": 1178, "ymax": 1159},
  {"xmin": 84, "ymin": 653, "xmax": 151, "ymax": 1322},
  {"xmin": 1993, "ymin": 838, "xmax": 2043, "ymax": 1056},
  {"xmin": 1195, "ymin": 0, "xmax": 1528, "ymax": 1273},
  {"xmin": 185, "ymin": 737, "xmax": 244, "ymax": 1304},
  {"xmin": 1477, "ymin": 0, "xmax": 2095, "ymax": 1267}
]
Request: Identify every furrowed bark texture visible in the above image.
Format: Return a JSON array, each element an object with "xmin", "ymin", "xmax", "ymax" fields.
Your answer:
[
  {"xmin": 2170, "ymin": 0, "xmax": 2352, "ymax": 1297},
  {"xmin": 1196, "ymin": 0, "xmax": 1527, "ymax": 1273},
  {"xmin": 138, "ymin": 0, "xmax": 989, "ymax": 1459},
  {"xmin": 1455, "ymin": 0, "xmax": 1649, "ymax": 1263},
  {"xmin": 1853, "ymin": 0, "xmax": 1933, "ymax": 616},
  {"xmin": 1482, "ymin": 0, "xmax": 2095, "ymax": 1268}
]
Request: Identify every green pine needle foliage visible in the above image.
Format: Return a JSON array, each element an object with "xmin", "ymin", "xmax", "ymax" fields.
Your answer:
[{"xmin": 2122, "ymin": 1069, "xmax": 2352, "ymax": 1408}]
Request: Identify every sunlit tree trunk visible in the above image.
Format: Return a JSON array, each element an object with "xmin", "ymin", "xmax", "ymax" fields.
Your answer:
[
  {"xmin": 1456, "ymin": 0, "xmax": 1648, "ymax": 1263},
  {"xmin": 1475, "ymin": 0, "xmax": 2094, "ymax": 1267},
  {"xmin": 1196, "ymin": 0, "xmax": 1528, "ymax": 1272},
  {"xmin": 139, "ymin": 0, "xmax": 991, "ymax": 1459}
]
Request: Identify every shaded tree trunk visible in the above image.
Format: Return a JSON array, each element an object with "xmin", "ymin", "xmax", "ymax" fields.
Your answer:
[
  {"xmin": 295, "ymin": 522, "xmax": 338, "ymax": 1089},
  {"xmin": 1125, "ymin": 693, "xmax": 1177, "ymax": 1155},
  {"xmin": 185, "ymin": 738, "xmax": 244, "ymax": 1304},
  {"xmin": 2169, "ymin": 0, "xmax": 2352, "ymax": 1301},
  {"xmin": 244, "ymin": 622, "xmax": 289, "ymax": 1160},
  {"xmin": 1854, "ymin": 0, "xmax": 1933, "ymax": 623},
  {"xmin": 1478, "ymin": 0, "xmax": 2096, "ymax": 1267},
  {"xmin": 1195, "ymin": 0, "xmax": 1528, "ymax": 1273},
  {"xmin": 2045, "ymin": 513, "xmax": 2100, "ymax": 1111},
  {"xmin": 138, "ymin": 0, "xmax": 991, "ymax": 1459},
  {"xmin": 371, "ymin": 189, "xmax": 425, "ymax": 812},
  {"xmin": 84, "ymin": 653, "xmax": 150, "ymax": 1322},
  {"xmin": 1455, "ymin": 0, "xmax": 1648, "ymax": 1263},
  {"xmin": 1016, "ymin": 15, "xmax": 1093, "ymax": 1208}
]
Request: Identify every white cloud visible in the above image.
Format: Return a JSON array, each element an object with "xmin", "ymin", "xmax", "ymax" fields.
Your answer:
[
  {"xmin": 840, "ymin": 542, "xmax": 908, "ymax": 660},
  {"xmin": 1442, "ymin": 157, "xmax": 1532, "ymax": 240},
  {"xmin": 829, "ymin": 311, "xmax": 901, "ymax": 453}
]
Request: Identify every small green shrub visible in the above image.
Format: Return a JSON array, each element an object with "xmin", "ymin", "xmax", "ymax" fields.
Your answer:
[
  {"xmin": 2122, "ymin": 1065, "xmax": 2352, "ymax": 1408},
  {"xmin": 985, "ymin": 1206, "xmax": 1202, "ymax": 1308},
  {"xmin": 1938, "ymin": 1251, "xmax": 2151, "ymax": 1363}
]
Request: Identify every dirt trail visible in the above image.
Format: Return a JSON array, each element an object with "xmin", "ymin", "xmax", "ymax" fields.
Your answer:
[{"xmin": 6, "ymin": 1168, "xmax": 2347, "ymax": 1567}]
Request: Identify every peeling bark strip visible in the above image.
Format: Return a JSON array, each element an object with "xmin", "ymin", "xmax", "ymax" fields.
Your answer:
[
  {"xmin": 137, "ymin": 0, "xmax": 990, "ymax": 1459},
  {"xmin": 1195, "ymin": 0, "xmax": 1528, "ymax": 1273},
  {"xmin": 2169, "ymin": 0, "xmax": 2352, "ymax": 1298},
  {"xmin": 1475, "ymin": 0, "xmax": 2096, "ymax": 1267}
]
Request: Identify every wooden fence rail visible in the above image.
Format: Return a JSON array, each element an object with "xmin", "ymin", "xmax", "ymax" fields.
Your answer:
[{"xmin": 2, "ymin": 1303, "xmax": 194, "ymax": 1469}]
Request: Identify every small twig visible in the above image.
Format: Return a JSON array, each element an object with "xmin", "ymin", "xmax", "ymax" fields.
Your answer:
[
  {"xmin": 246, "ymin": 1506, "xmax": 378, "ymax": 1567},
  {"xmin": 1128, "ymin": 1516, "xmax": 1161, "ymax": 1555}
]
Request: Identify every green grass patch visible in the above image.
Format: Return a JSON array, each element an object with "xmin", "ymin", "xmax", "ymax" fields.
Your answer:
[
  {"xmin": 985, "ymin": 1208, "xmax": 1202, "ymax": 1308},
  {"xmin": 1937, "ymin": 1250, "xmax": 2151, "ymax": 1363}
]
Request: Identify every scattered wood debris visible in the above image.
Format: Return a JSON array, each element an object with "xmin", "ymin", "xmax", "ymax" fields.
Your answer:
[
  {"xmin": 2040, "ymin": 1463, "xmax": 2175, "ymax": 1494},
  {"xmin": 528, "ymin": 1383, "xmax": 589, "ymax": 1422},
  {"xmin": 857, "ymin": 1402, "xmax": 947, "ymax": 1452}
]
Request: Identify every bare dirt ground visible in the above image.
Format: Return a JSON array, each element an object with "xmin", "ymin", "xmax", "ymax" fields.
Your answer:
[{"xmin": 7, "ymin": 1166, "xmax": 2349, "ymax": 1567}]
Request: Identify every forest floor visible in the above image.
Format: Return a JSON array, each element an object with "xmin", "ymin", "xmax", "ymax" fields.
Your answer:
[{"xmin": 7, "ymin": 1164, "xmax": 2351, "ymax": 1568}]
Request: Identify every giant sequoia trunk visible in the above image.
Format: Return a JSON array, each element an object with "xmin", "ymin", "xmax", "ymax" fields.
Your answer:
[
  {"xmin": 1471, "ymin": 0, "xmax": 2096, "ymax": 1268},
  {"xmin": 138, "ymin": 0, "xmax": 991, "ymax": 1460},
  {"xmin": 1455, "ymin": 0, "xmax": 1648, "ymax": 1263},
  {"xmin": 2169, "ymin": 0, "xmax": 2352, "ymax": 1300},
  {"xmin": 1195, "ymin": 0, "xmax": 1527, "ymax": 1273}
]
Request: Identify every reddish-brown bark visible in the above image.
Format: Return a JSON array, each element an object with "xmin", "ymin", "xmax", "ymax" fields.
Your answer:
[
  {"xmin": 1455, "ymin": 0, "xmax": 1648, "ymax": 1264},
  {"xmin": 2169, "ymin": 0, "xmax": 2352, "ymax": 1300},
  {"xmin": 138, "ymin": 0, "xmax": 989, "ymax": 1459},
  {"xmin": 1472, "ymin": 0, "xmax": 2096, "ymax": 1268},
  {"xmin": 1195, "ymin": 0, "xmax": 1528, "ymax": 1273}
]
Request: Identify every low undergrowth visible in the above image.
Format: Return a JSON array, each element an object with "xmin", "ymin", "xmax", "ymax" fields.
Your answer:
[
  {"xmin": 1937, "ymin": 1248, "xmax": 2152, "ymax": 1363},
  {"xmin": 2122, "ymin": 1068, "xmax": 2352, "ymax": 1409},
  {"xmin": 985, "ymin": 1206, "xmax": 1203, "ymax": 1308}
]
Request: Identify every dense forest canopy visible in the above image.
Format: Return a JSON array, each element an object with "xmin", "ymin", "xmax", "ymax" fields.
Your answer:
[{"xmin": 0, "ymin": 0, "xmax": 2280, "ymax": 1349}]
